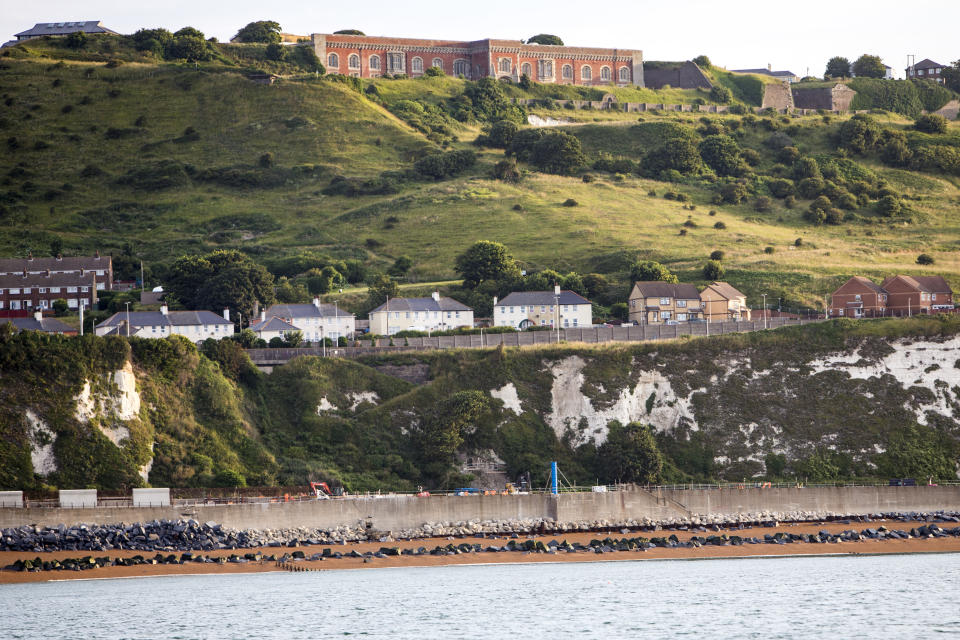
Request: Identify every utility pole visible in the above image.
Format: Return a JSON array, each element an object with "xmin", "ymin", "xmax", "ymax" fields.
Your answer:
[
  {"xmin": 124, "ymin": 301, "xmax": 130, "ymax": 337},
  {"xmin": 762, "ymin": 294, "xmax": 767, "ymax": 329},
  {"xmin": 79, "ymin": 300, "xmax": 84, "ymax": 336},
  {"xmin": 554, "ymin": 293, "xmax": 560, "ymax": 343}
]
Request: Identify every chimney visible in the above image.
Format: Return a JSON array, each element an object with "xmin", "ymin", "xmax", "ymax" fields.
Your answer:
[
  {"xmin": 27, "ymin": 251, "xmax": 33, "ymax": 261},
  {"xmin": 223, "ymin": 308, "xmax": 230, "ymax": 321},
  {"xmin": 767, "ymin": 63, "xmax": 772, "ymax": 72},
  {"xmin": 260, "ymin": 310, "xmax": 266, "ymax": 322},
  {"xmin": 34, "ymin": 309, "xmax": 43, "ymax": 322},
  {"xmin": 554, "ymin": 284, "xmax": 561, "ymax": 296},
  {"xmin": 160, "ymin": 304, "xmax": 168, "ymax": 316},
  {"xmin": 95, "ymin": 250, "xmax": 100, "ymax": 260},
  {"xmin": 56, "ymin": 254, "xmax": 62, "ymax": 261},
  {"xmin": 432, "ymin": 291, "xmax": 440, "ymax": 302},
  {"xmin": 493, "ymin": 296, "xmax": 498, "ymax": 306},
  {"xmin": 313, "ymin": 297, "xmax": 321, "ymax": 309}
]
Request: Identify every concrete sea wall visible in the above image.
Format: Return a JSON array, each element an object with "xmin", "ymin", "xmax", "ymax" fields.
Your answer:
[{"xmin": 3, "ymin": 486, "xmax": 959, "ymax": 532}]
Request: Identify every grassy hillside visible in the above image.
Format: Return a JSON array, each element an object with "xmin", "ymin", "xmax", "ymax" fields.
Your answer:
[{"xmin": 1, "ymin": 44, "xmax": 959, "ymax": 318}]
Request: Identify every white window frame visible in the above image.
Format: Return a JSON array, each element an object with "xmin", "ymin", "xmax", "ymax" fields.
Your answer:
[
  {"xmin": 601, "ymin": 66, "xmax": 611, "ymax": 81},
  {"xmin": 369, "ymin": 54, "xmax": 381, "ymax": 71},
  {"xmin": 660, "ymin": 297, "xmax": 670, "ymax": 305},
  {"xmin": 327, "ymin": 52, "xmax": 339, "ymax": 69},
  {"xmin": 411, "ymin": 56, "xmax": 423, "ymax": 74},
  {"xmin": 348, "ymin": 54, "xmax": 360, "ymax": 70},
  {"xmin": 618, "ymin": 66, "xmax": 629, "ymax": 82}
]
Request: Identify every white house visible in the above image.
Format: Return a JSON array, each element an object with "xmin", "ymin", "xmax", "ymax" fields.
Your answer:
[
  {"xmin": 368, "ymin": 292, "xmax": 473, "ymax": 335},
  {"xmin": 262, "ymin": 298, "xmax": 355, "ymax": 343},
  {"xmin": 249, "ymin": 314, "xmax": 301, "ymax": 343},
  {"xmin": 493, "ymin": 286, "xmax": 593, "ymax": 329},
  {"xmin": 94, "ymin": 304, "xmax": 234, "ymax": 342}
]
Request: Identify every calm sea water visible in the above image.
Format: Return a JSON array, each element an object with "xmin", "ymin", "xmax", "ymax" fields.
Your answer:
[{"xmin": 3, "ymin": 553, "xmax": 959, "ymax": 639}]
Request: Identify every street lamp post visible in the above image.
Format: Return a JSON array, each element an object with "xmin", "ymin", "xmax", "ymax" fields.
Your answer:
[
  {"xmin": 124, "ymin": 301, "xmax": 131, "ymax": 337},
  {"xmin": 554, "ymin": 294, "xmax": 560, "ymax": 343},
  {"xmin": 761, "ymin": 294, "xmax": 767, "ymax": 329}
]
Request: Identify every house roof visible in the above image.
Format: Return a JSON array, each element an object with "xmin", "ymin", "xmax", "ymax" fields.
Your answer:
[
  {"xmin": 631, "ymin": 281, "xmax": 700, "ymax": 299},
  {"xmin": 4, "ymin": 317, "xmax": 75, "ymax": 334},
  {"xmin": 14, "ymin": 21, "xmax": 118, "ymax": 38},
  {"xmin": 370, "ymin": 296, "xmax": 472, "ymax": 314},
  {"xmin": 96, "ymin": 310, "xmax": 232, "ymax": 329},
  {"xmin": 264, "ymin": 302, "xmax": 354, "ymax": 319},
  {"xmin": 250, "ymin": 316, "xmax": 299, "ymax": 332},
  {"xmin": 498, "ymin": 290, "xmax": 591, "ymax": 306},
  {"xmin": 838, "ymin": 276, "xmax": 886, "ymax": 294},
  {"xmin": 0, "ymin": 271, "xmax": 98, "ymax": 288},
  {"xmin": 0, "ymin": 255, "xmax": 111, "ymax": 274},
  {"xmin": 912, "ymin": 59, "xmax": 943, "ymax": 70},
  {"xmin": 881, "ymin": 275, "xmax": 953, "ymax": 294},
  {"xmin": 702, "ymin": 281, "xmax": 747, "ymax": 300}
]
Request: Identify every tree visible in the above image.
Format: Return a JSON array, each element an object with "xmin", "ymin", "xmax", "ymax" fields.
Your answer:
[
  {"xmin": 530, "ymin": 132, "xmax": 586, "ymax": 175},
  {"xmin": 630, "ymin": 261, "xmax": 678, "ymax": 284},
  {"xmin": 692, "ymin": 55, "xmax": 711, "ymax": 68},
  {"xmin": 65, "ymin": 31, "xmax": 87, "ymax": 49},
  {"xmin": 233, "ymin": 21, "xmax": 282, "ymax": 44},
  {"xmin": 597, "ymin": 422, "xmax": 664, "ymax": 484},
  {"xmin": 709, "ymin": 250, "xmax": 725, "ymax": 261},
  {"xmin": 702, "ymin": 260, "xmax": 724, "ymax": 280},
  {"xmin": 174, "ymin": 26, "xmax": 205, "ymax": 39},
  {"xmin": 852, "ymin": 54, "xmax": 886, "ymax": 79},
  {"xmin": 366, "ymin": 274, "xmax": 400, "ymax": 309},
  {"xmin": 333, "ymin": 29, "xmax": 365, "ymax": 35},
  {"xmin": 485, "ymin": 120, "xmax": 518, "ymax": 148},
  {"xmin": 166, "ymin": 35, "xmax": 210, "ymax": 62},
  {"xmin": 388, "ymin": 255, "xmax": 413, "ymax": 278},
  {"xmin": 455, "ymin": 241, "xmax": 521, "ymax": 289},
  {"xmin": 52, "ymin": 299, "xmax": 68, "ymax": 316},
  {"xmin": 527, "ymin": 34, "xmax": 563, "ymax": 46},
  {"xmin": 838, "ymin": 114, "xmax": 882, "ymax": 154},
  {"xmin": 824, "ymin": 56, "xmax": 851, "ymax": 78},
  {"xmin": 167, "ymin": 249, "xmax": 275, "ymax": 320},
  {"xmin": 699, "ymin": 135, "xmax": 745, "ymax": 176},
  {"xmin": 942, "ymin": 61, "xmax": 960, "ymax": 93},
  {"xmin": 875, "ymin": 424, "xmax": 958, "ymax": 480},
  {"xmin": 418, "ymin": 391, "xmax": 493, "ymax": 479},
  {"xmin": 582, "ymin": 273, "xmax": 609, "ymax": 299},
  {"xmin": 275, "ymin": 277, "xmax": 309, "ymax": 303},
  {"xmin": 916, "ymin": 253, "xmax": 935, "ymax": 265},
  {"xmin": 643, "ymin": 138, "xmax": 702, "ymax": 177},
  {"xmin": 914, "ymin": 114, "xmax": 948, "ymax": 134}
]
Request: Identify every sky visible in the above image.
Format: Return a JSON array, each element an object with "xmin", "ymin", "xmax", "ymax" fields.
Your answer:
[{"xmin": 3, "ymin": 0, "xmax": 957, "ymax": 79}]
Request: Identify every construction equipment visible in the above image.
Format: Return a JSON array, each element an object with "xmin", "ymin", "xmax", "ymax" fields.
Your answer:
[{"xmin": 310, "ymin": 482, "xmax": 334, "ymax": 499}]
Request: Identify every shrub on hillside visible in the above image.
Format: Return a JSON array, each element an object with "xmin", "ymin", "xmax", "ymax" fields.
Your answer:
[
  {"xmin": 699, "ymin": 135, "xmax": 746, "ymax": 177},
  {"xmin": 767, "ymin": 178, "xmax": 795, "ymax": 198},
  {"xmin": 713, "ymin": 221, "xmax": 727, "ymax": 229},
  {"xmin": 413, "ymin": 149, "xmax": 476, "ymax": 180},
  {"xmin": 876, "ymin": 194, "xmax": 901, "ymax": 217},
  {"xmin": 838, "ymin": 114, "xmax": 883, "ymax": 154},
  {"xmin": 714, "ymin": 181, "xmax": 748, "ymax": 204},
  {"xmin": 709, "ymin": 250, "xmax": 725, "ymax": 261},
  {"xmin": 797, "ymin": 176, "xmax": 825, "ymax": 199},
  {"xmin": 914, "ymin": 114, "xmax": 948, "ymax": 134},
  {"xmin": 702, "ymin": 260, "xmax": 724, "ymax": 280},
  {"xmin": 754, "ymin": 196, "xmax": 773, "ymax": 212},
  {"xmin": 642, "ymin": 138, "xmax": 702, "ymax": 177},
  {"xmin": 491, "ymin": 159, "xmax": 523, "ymax": 183},
  {"xmin": 529, "ymin": 131, "xmax": 586, "ymax": 175},
  {"xmin": 916, "ymin": 253, "xmax": 934, "ymax": 265}
]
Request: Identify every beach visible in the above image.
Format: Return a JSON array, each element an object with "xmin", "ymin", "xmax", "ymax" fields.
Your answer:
[{"xmin": 4, "ymin": 519, "xmax": 959, "ymax": 584}]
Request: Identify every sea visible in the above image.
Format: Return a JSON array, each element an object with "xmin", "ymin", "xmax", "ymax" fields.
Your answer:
[{"xmin": 3, "ymin": 553, "xmax": 958, "ymax": 639}]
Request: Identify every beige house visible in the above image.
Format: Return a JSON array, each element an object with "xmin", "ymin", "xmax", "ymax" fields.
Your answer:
[
  {"xmin": 369, "ymin": 292, "xmax": 473, "ymax": 335},
  {"xmin": 262, "ymin": 299, "xmax": 355, "ymax": 343},
  {"xmin": 494, "ymin": 286, "xmax": 592, "ymax": 329},
  {"xmin": 249, "ymin": 314, "xmax": 301, "ymax": 343},
  {"xmin": 700, "ymin": 282, "xmax": 751, "ymax": 322},
  {"xmin": 628, "ymin": 282, "xmax": 702, "ymax": 324}
]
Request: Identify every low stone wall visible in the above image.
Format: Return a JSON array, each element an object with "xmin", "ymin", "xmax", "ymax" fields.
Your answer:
[{"xmin": 3, "ymin": 486, "xmax": 958, "ymax": 532}]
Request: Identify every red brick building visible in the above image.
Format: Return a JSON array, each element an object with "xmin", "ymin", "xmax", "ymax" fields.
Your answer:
[
  {"xmin": 829, "ymin": 275, "xmax": 954, "ymax": 318},
  {"xmin": 0, "ymin": 254, "xmax": 113, "ymax": 291},
  {"xmin": 313, "ymin": 34, "xmax": 643, "ymax": 87},
  {"xmin": 905, "ymin": 59, "xmax": 945, "ymax": 85},
  {"xmin": 828, "ymin": 276, "xmax": 888, "ymax": 318},
  {"xmin": 0, "ymin": 271, "xmax": 98, "ymax": 317}
]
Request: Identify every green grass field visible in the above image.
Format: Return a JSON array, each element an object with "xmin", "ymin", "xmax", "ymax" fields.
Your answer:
[{"xmin": 1, "ymin": 48, "xmax": 959, "ymax": 314}]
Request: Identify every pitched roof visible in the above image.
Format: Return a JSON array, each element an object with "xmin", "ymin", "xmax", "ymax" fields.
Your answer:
[
  {"xmin": 913, "ymin": 59, "xmax": 943, "ymax": 70},
  {"xmin": 264, "ymin": 302, "xmax": 354, "ymax": 319},
  {"xmin": 250, "ymin": 316, "xmax": 299, "ymax": 332},
  {"xmin": 370, "ymin": 296, "xmax": 472, "ymax": 314},
  {"xmin": 0, "ymin": 271, "xmax": 98, "ymax": 288},
  {"xmin": 498, "ymin": 290, "xmax": 591, "ymax": 306},
  {"xmin": 4, "ymin": 317, "xmax": 76, "ymax": 334},
  {"xmin": 702, "ymin": 281, "xmax": 747, "ymax": 300},
  {"xmin": 631, "ymin": 281, "xmax": 700, "ymax": 299},
  {"xmin": 14, "ymin": 21, "xmax": 118, "ymax": 38},
  {"xmin": 839, "ymin": 276, "xmax": 886, "ymax": 294},
  {"xmin": 0, "ymin": 255, "xmax": 111, "ymax": 274},
  {"xmin": 881, "ymin": 275, "xmax": 953, "ymax": 294},
  {"xmin": 96, "ymin": 310, "xmax": 231, "ymax": 329}
]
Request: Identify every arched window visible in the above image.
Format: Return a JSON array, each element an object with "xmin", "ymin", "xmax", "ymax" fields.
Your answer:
[
  {"xmin": 348, "ymin": 54, "xmax": 360, "ymax": 69},
  {"xmin": 520, "ymin": 62, "xmax": 532, "ymax": 78},
  {"xmin": 499, "ymin": 58, "xmax": 512, "ymax": 74},
  {"xmin": 618, "ymin": 66, "xmax": 629, "ymax": 82},
  {"xmin": 411, "ymin": 56, "xmax": 423, "ymax": 73},
  {"xmin": 581, "ymin": 65, "xmax": 592, "ymax": 81},
  {"xmin": 327, "ymin": 53, "xmax": 339, "ymax": 69},
  {"xmin": 600, "ymin": 66, "xmax": 611, "ymax": 81},
  {"xmin": 537, "ymin": 60, "xmax": 553, "ymax": 79},
  {"xmin": 453, "ymin": 59, "xmax": 469, "ymax": 77},
  {"xmin": 562, "ymin": 64, "xmax": 573, "ymax": 80},
  {"xmin": 432, "ymin": 57, "xmax": 443, "ymax": 70},
  {"xmin": 369, "ymin": 55, "xmax": 381, "ymax": 71}
]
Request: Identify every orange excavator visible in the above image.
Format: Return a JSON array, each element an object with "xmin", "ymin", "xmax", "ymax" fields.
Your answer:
[{"xmin": 310, "ymin": 482, "xmax": 334, "ymax": 499}]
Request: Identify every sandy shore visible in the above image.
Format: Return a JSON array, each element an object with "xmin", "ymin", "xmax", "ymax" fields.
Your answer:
[{"xmin": 3, "ymin": 520, "xmax": 959, "ymax": 584}]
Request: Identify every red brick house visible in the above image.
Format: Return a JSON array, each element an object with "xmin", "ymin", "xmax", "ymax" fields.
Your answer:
[
  {"xmin": 828, "ymin": 276, "xmax": 888, "ymax": 318},
  {"xmin": 0, "ymin": 254, "xmax": 113, "ymax": 291},
  {"xmin": 0, "ymin": 271, "xmax": 98, "ymax": 317},
  {"xmin": 313, "ymin": 33, "xmax": 643, "ymax": 87},
  {"xmin": 905, "ymin": 59, "xmax": 945, "ymax": 85},
  {"xmin": 880, "ymin": 275, "xmax": 954, "ymax": 316}
]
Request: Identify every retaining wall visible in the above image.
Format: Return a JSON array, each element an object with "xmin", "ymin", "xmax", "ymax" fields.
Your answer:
[{"xmin": 3, "ymin": 487, "xmax": 959, "ymax": 532}]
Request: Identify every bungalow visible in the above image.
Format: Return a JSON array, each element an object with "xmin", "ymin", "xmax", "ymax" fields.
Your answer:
[
  {"xmin": 368, "ymin": 292, "xmax": 473, "ymax": 336},
  {"xmin": 7, "ymin": 21, "xmax": 118, "ymax": 47},
  {"xmin": 3, "ymin": 309, "xmax": 76, "ymax": 335},
  {"xmin": 880, "ymin": 275, "xmax": 954, "ymax": 316},
  {"xmin": 249, "ymin": 315, "xmax": 301, "ymax": 343},
  {"xmin": 493, "ymin": 286, "xmax": 592, "ymax": 329},
  {"xmin": 628, "ymin": 282, "xmax": 702, "ymax": 324},
  {"xmin": 828, "ymin": 276, "xmax": 888, "ymax": 318},
  {"xmin": 700, "ymin": 282, "xmax": 751, "ymax": 322},
  {"xmin": 95, "ymin": 304, "xmax": 234, "ymax": 342},
  {"xmin": 262, "ymin": 298, "xmax": 356, "ymax": 343}
]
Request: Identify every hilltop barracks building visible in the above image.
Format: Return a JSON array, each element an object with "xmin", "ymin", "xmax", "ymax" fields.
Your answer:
[{"xmin": 313, "ymin": 33, "xmax": 643, "ymax": 87}]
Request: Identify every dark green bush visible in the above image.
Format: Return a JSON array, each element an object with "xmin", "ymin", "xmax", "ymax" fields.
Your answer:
[{"xmin": 914, "ymin": 114, "xmax": 948, "ymax": 134}]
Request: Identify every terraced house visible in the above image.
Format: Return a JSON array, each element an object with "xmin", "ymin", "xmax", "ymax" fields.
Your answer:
[
  {"xmin": 494, "ymin": 286, "xmax": 592, "ymax": 329},
  {"xmin": 628, "ymin": 282, "xmax": 702, "ymax": 324},
  {"xmin": 313, "ymin": 33, "xmax": 643, "ymax": 86},
  {"xmin": 261, "ymin": 298, "xmax": 356, "ymax": 343},
  {"xmin": 95, "ymin": 305, "xmax": 233, "ymax": 341},
  {"xmin": 829, "ymin": 275, "xmax": 954, "ymax": 317},
  {"xmin": 369, "ymin": 292, "xmax": 473, "ymax": 336}
]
